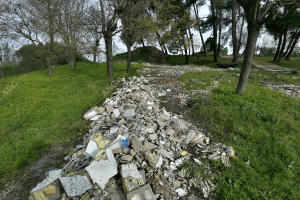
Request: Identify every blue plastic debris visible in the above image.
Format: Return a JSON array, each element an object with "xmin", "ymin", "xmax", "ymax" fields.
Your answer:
[{"xmin": 121, "ymin": 138, "xmax": 130, "ymax": 149}]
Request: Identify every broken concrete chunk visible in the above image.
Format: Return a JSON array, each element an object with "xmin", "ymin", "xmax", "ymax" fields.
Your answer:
[
  {"xmin": 157, "ymin": 148, "xmax": 173, "ymax": 159},
  {"xmin": 32, "ymin": 180, "xmax": 62, "ymax": 200},
  {"xmin": 121, "ymin": 164, "xmax": 144, "ymax": 193},
  {"xmin": 173, "ymin": 118, "xmax": 188, "ymax": 131},
  {"xmin": 126, "ymin": 184, "xmax": 155, "ymax": 200},
  {"xmin": 59, "ymin": 175, "xmax": 92, "ymax": 197},
  {"xmin": 85, "ymin": 140, "xmax": 99, "ymax": 158},
  {"xmin": 130, "ymin": 136, "xmax": 142, "ymax": 152},
  {"xmin": 90, "ymin": 115, "xmax": 102, "ymax": 121},
  {"xmin": 31, "ymin": 169, "xmax": 62, "ymax": 193},
  {"xmin": 186, "ymin": 130, "xmax": 205, "ymax": 144},
  {"xmin": 85, "ymin": 149, "xmax": 117, "ymax": 190},
  {"xmin": 105, "ymin": 104, "xmax": 114, "ymax": 112},
  {"xmin": 123, "ymin": 109, "xmax": 135, "ymax": 118},
  {"xmin": 175, "ymin": 188, "xmax": 187, "ymax": 197},
  {"xmin": 143, "ymin": 141, "xmax": 157, "ymax": 151},
  {"xmin": 109, "ymin": 126, "xmax": 119, "ymax": 135},
  {"xmin": 113, "ymin": 109, "xmax": 120, "ymax": 118},
  {"xmin": 145, "ymin": 151, "xmax": 163, "ymax": 169}
]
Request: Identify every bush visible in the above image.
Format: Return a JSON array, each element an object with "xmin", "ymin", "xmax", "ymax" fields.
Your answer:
[{"xmin": 13, "ymin": 43, "xmax": 88, "ymax": 76}]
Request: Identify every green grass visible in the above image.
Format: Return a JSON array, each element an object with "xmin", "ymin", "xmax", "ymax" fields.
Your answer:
[
  {"xmin": 180, "ymin": 70, "xmax": 300, "ymax": 199},
  {"xmin": 254, "ymin": 56, "xmax": 300, "ymax": 70},
  {"xmin": 0, "ymin": 62, "xmax": 143, "ymax": 185}
]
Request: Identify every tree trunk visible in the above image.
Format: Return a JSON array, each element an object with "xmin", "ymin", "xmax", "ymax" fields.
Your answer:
[
  {"xmin": 283, "ymin": 34, "xmax": 295, "ymax": 58},
  {"xmin": 0, "ymin": 67, "xmax": 4, "ymax": 79},
  {"xmin": 183, "ymin": 35, "xmax": 189, "ymax": 64},
  {"xmin": 141, "ymin": 39, "xmax": 146, "ymax": 48},
  {"xmin": 188, "ymin": 28, "xmax": 195, "ymax": 56},
  {"xmin": 126, "ymin": 45, "xmax": 131, "ymax": 72},
  {"xmin": 276, "ymin": 31, "xmax": 287, "ymax": 64},
  {"xmin": 71, "ymin": 53, "xmax": 77, "ymax": 71},
  {"xmin": 273, "ymin": 35, "xmax": 282, "ymax": 62},
  {"xmin": 211, "ymin": 0, "xmax": 218, "ymax": 62},
  {"xmin": 237, "ymin": 15, "xmax": 245, "ymax": 54},
  {"xmin": 217, "ymin": 9, "xmax": 222, "ymax": 56},
  {"xmin": 45, "ymin": 58, "xmax": 52, "ymax": 76},
  {"xmin": 232, "ymin": 0, "xmax": 238, "ymax": 63},
  {"xmin": 155, "ymin": 32, "xmax": 167, "ymax": 54},
  {"xmin": 236, "ymin": 25, "xmax": 259, "ymax": 94},
  {"xmin": 104, "ymin": 33, "xmax": 114, "ymax": 79},
  {"xmin": 285, "ymin": 30, "xmax": 300, "ymax": 60},
  {"xmin": 193, "ymin": 3, "xmax": 207, "ymax": 57},
  {"xmin": 93, "ymin": 39, "xmax": 100, "ymax": 63}
]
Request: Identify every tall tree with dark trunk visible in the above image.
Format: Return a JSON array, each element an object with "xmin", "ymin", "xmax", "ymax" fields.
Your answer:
[
  {"xmin": 273, "ymin": 35, "xmax": 283, "ymax": 62},
  {"xmin": 285, "ymin": 29, "xmax": 300, "ymax": 60},
  {"xmin": 236, "ymin": 0, "xmax": 295, "ymax": 94},
  {"xmin": 210, "ymin": 0, "xmax": 218, "ymax": 62},
  {"xmin": 276, "ymin": 30, "xmax": 287, "ymax": 64},
  {"xmin": 231, "ymin": 0, "xmax": 238, "ymax": 63},
  {"xmin": 99, "ymin": 0, "xmax": 118, "ymax": 79},
  {"xmin": 192, "ymin": 1, "xmax": 207, "ymax": 56}
]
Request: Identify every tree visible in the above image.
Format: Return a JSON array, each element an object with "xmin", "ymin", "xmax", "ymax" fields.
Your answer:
[
  {"xmin": 236, "ymin": 0, "xmax": 296, "ymax": 94},
  {"xmin": 190, "ymin": 0, "xmax": 207, "ymax": 56},
  {"xmin": 285, "ymin": 29, "xmax": 300, "ymax": 60},
  {"xmin": 57, "ymin": 0, "xmax": 87, "ymax": 71},
  {"xmin": 210, "ymin": 0, "xmax": 218, "ymax": 62},
  {"xmin": 84, "ymin": 5, "xmax": 103, "ymax": 63},
  {"xmin": 231, "ymin": 0, "xmax": 238, "ymax": 63},
  {"xmin": 99, "ymin": 0, "xmax": 119, "ymax": 78},
  {"xmin": 118, "ymin": 0, "xmax": 151, "ymax": 72}
]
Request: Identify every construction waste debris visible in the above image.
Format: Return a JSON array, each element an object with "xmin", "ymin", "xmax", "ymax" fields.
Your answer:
[{"xmin": 30, "ymin": 74, "xmax": 235, "ymax": 200}]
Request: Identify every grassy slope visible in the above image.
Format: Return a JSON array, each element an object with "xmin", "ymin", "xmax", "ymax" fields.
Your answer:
[
  {"xmin": 180, "ymin": 70, "xmax": 300, "ymax": 199},
  {"xmin": 0, "ymin": 62, "xmax": 143, "ymax": 185}
]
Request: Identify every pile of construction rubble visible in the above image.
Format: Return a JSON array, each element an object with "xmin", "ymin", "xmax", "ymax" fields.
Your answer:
[{"xmin": 30, "ymin": 75, "xmax": 235, "ymax": 200}]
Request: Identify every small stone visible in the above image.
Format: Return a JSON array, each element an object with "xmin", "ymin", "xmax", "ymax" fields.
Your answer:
[
  {"xmin": 226, "ymin": 146, "xmax": 235, "ymax": 158},
  {"xmin": 113, "ymin": 109, "xmax": 120, "ymax": 118},
  {"xmin": 175, "ymin": 188, "xmax": 187, "ymax": 197},
  {"xmin": 149, "ymin": 134, "xmax": 158, "ymax": 141},
  {"xmin": 131, "ymin": 136, "xmax": 142, "ymax": 152},
  {"xmin": 130, "ymin": 149, "xmax": 136, "ymax": 156},
  {"xmin": 105, "ymin": 104, "xmax": 114, "ymax": 112},
  {"xmin": 123, "ymin": 109, "xmax": 135, "ymax": 118},
  {"xmin": 211, "ymin": 81, "xmax": 219, "ymax": 87},
  {"xmin": 173, "ymin": 180, "xmax": 181, "ymax": 189},
  {"xmin": 121, "ymin": 155, "xmax": 133, "ymax": 162},
  {"xmin": 144, "ymin": 141, "xmax": 157, "ymax": 151},
  {"xmin": 181, "ymin": 151, "xmax": 188, "ymax": 156}
]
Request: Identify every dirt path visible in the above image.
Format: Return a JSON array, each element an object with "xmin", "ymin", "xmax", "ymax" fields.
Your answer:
[{"xmin": 252, "ymin": 60, "xmax": 299, "ymax": 73}]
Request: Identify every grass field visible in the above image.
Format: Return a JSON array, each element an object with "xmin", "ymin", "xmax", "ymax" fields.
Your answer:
[
  {"xmin": 180, "ymin": 69, "xmax": 300, "ymax": 199},
  {"xmin": 0, "ymin": 62, "xmax": 143, "ymax": 186}
]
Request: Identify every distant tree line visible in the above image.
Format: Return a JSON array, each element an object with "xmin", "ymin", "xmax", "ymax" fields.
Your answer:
[{"xmin": 0, "ymin": 0, "xmax": 299, "ymax": 94}]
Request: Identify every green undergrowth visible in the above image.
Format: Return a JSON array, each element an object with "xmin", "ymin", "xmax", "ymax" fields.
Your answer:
[
  {"xmin": 0, "ymin": 62, "xmax": 144, "ymax": 185},
  {"xmin": 180, "ymin": 70, "xmax": 300, "ymax": 199}
]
